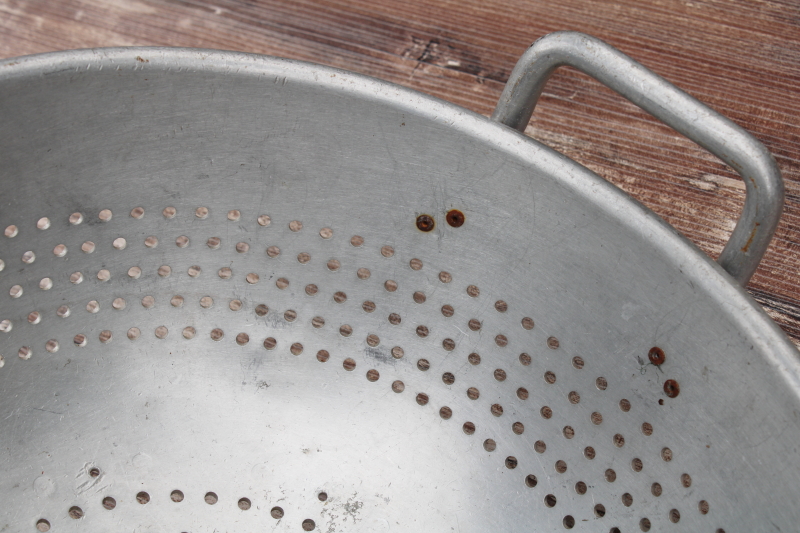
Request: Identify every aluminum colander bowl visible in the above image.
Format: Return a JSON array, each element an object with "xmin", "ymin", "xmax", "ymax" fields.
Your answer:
[{"xmin": 0, "ymin": 32, "xmax": 798, "ymax": 533}]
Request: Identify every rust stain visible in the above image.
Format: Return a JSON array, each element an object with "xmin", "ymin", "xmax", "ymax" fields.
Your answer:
[
  {"xmin": 740, "ymin": 222, "xmax": 761, "ymax": 253},
  {"xmin": 135, "ymin": 56, "xmax": 149, "ymax": 63}
]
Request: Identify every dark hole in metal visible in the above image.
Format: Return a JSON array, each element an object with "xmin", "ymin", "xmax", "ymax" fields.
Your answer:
[
  {"xmin": 664, "ymin": 379, "xmax": 680, "ymax": 398},
  {"xmin": 416, "ymin": 214, "xmax": 435, "ymax": 232},
  {"xmin": 648, "ymin": 346, "xmax": 666, "ymax": 365},
  {"xmin": 446, "ymin": 209, "xmax": 465, "ymax": 227}
]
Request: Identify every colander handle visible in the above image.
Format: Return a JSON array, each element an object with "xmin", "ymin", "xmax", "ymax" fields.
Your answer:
[{"xmin": 491, "ymin": 31, "xmax": 783, "ymax": 286}]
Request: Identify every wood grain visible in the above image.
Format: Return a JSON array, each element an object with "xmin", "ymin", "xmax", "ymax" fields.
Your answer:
[{"xmin": 2, "ymin": 0, "xmax": 800, "ymax": 344}]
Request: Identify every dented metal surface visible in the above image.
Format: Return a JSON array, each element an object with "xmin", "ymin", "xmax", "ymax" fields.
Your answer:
[{"xmin": 0, "ymin": 36, "xmax": 798, "ymax": 532}]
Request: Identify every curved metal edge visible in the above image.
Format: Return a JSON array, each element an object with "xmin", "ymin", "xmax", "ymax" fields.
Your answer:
[{"xmin": 491, "ymin": 31, "xmax": 784, "ymax": 286}]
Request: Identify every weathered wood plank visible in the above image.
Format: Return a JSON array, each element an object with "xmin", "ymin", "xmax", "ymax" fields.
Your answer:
[{"xmin": 2, "ymin": 0, "xmax": 799, "ymax": 344}]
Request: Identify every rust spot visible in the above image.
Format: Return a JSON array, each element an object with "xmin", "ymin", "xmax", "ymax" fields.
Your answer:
[
  {"xmin": 135, "ymin": 56, "xmax": 149, "ymax": 63},
  {"xmin": 664, "ymin": 379, "xmax": 680, "ymax": 398},
  {"xmin": 446, "ymin": 209, "xmax": 465, "ymax": 227},
  {"xmin": 648, "ymin": 346, "xmax": 666, "ymax": 365},
  {"xmin": 740, "ymin": 222, "xmax": 760, "ymax": 253},
  {"xmin": 416, "ymin": 214, "xmax": 435, "ymax": 232}
]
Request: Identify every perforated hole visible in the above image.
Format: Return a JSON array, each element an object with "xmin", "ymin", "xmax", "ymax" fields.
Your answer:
[
  {"xmin": 4, "ymin": 225, "xmax": 18, "ymax": 238},
  {"xmin": 45, "ymin": 340, "xmax": 59, "ymax": 353},
  {"xmin": 621, "ymin": 493, "xmax": 633, "ymax": 507},
  {"xmin": 171, "ymin": 490, "xmax": 184, "ymax": 502},
  {"xmin": 69, "ymin": 212, "xmax": 83, "ymax": 225},
  {"xmin": 127, "ymin": 328, "xmax": 141, "ymax": 340},
  {"xmin": 158, "ymin": 265, "xmax": 171, "ymax": 278},
  {"xmin": 544, "ymin": 494, "xmax": 557, "ymax": 508},
  {"xmin": 351, "ymin": 235, "xmax": 364, "ymax": 247},
  {"xmin": 639, "ymin": 518, "xmax": 651, "ymax": 531},
  {"xmin": 651, "ymin": 482, "xmax": 662, "ymax": 497},
  {"xmin": 68, "ymin": 506, "xmax": 83, "ymax": 519},
  {"xmin": 183, "ymin": 327, "xmax": 196, "ymax": 339},
  {"xmin": 155, "ymin": 326, "xmax": 168, "ymax": 339},
  {"xmin": 547, "ymin": 337, "xmax": 560, "ymax": 349},
  {"xmin": 18, "ymin": 346, "xmax": 32, "ymax": 360},
  {"xmin": 439, "ymin": 271, "xmax": 452, "ymax": 283},
  {"xmin": 619, "ymin": 399, "xmax": 631, "ymax": 412},
  {"xmin": 270, "ymin": 506, "xmax": 284, "ymax": 519},
  {"xmin": 195, "ymin": 207, "xmax": 209, "ymax": 219},
  {"xmin": 483, "ymin": 439, "xmax": 496, "ymax": 452},
  {"xmin": 469, "ymin": 353, "xmax": 481, "ymax": 365},
  {"xmin": 575, "ymin": 481, "xmax": 587, "ymax": 495},
  {"xmin": 238, "ymin": 497, "xmax": 251, "ymax": 510},
  {"xmin": 596, "ymin": 377, "xmax": 608, "ymax": 390},
  {"xmin": 36, "ymin": 519, "xmax": 50, "ymax": 531},
  {"xmin": 385, "ymin": 279, "xmax": 398, "ymax": 292},
  {"xmin": 204, "ymin": 492, "xmax": 218, "ymax": 505},
  {"xmin": 53, "ymin": 244, "xmax": 67, "ymax": 257},
  {"xmin": 0, "ymin": 320, "xmax": 11, "ymax": 332},
  {"xmin": 320, "ymin": 227, "xmax": 333, "ymax": 239},
  {"xmin": 145, "ymin": 236, "xmax": 158, "ymax": 248},
  {"xmin": 302, "ymin": 519, "xmax": 316, "ymax": 531},
  {"xmin": 81, "ymin": 241, "xmax": 95, "ymax": 254},
  {"xmin": 257, "ymin": 214, "xmax": 271, "ymax": 226},
  {"xmin": 112, "ymin": 237, "xmax": 127, "ymax": 250},
  {"xmin": 200, "ymin": 296, "xmax": 214, "ymax": 309},
  {"xmin": 22, "ymin": 250, "xmax": 35, "ymax": 264},
  {"xmin": 136, "ymin": 491, "xmax": 150, "ymax": 504},
  {"xmin": 102, "ymin": 496, "xmax": 116, "ymax": 510},
  {"xmin": 227, "ymin": 209, "xmax": 241, "ymax": 221}
]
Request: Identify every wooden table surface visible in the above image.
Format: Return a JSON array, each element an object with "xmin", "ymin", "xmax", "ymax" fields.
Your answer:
[{"xmin": 2, "ymin": 0, "xmax": 799, "ymax": 345}]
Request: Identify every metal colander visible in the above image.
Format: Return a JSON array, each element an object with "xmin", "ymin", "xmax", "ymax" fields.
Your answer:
[{"xmin": 1, "ymin": 32, "xmax": 799, "ymax": 533}]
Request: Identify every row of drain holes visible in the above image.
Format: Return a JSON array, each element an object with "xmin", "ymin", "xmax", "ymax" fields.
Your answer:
[
  {"xmin": 34, "ymin": 489, "xmax": 323, "ymax": 532},
  {"xmin": 32, "ymin": 489, "xmax": 712, "ymax": 533}
]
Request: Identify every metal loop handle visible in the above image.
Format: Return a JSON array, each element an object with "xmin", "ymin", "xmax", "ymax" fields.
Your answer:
[{"xmin": 491, "ymin": 31, "xmax": 783, "ymax": 285}]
